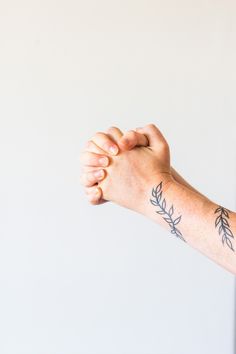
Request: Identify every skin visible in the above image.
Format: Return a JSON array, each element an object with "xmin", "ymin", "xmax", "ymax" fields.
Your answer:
[
  {"xmin": 80, "ymin": 126, "xmax": 205, "ymax": 204},
  {"xmin": 80, "ymin": 124, "xmax": 236, "ymax": 275}
]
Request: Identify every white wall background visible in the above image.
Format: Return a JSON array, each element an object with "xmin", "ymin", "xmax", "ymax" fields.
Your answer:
[{"xmin": 0, "ymin": 1, "xmax": 236, "ymax": 353}]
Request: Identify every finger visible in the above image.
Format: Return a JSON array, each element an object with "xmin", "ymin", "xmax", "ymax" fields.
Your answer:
[
  {"xmin": 80, "ymin": 151, "xmax": 109, "ymax": 167},
  {"xmin": 90, "ymin": 132, "xmax": 119, "ymax": 155},
  {"xmin": 136, "ymin": 124, "xmax": 168, "ymax": 149},
  {"xmin": 119, "ymin": 130, "xmax": 149, "ymax": 150},
  {"xmin": 81, "ymin": 165, "xmax": 107, "ymax": 173},
  {"xmin": 106, "ymin": 126, "xmax": 123, "ymax": 143},
  {"xmin": 80, "ymin": 170, "xmax": 105, "ymax": 187},
  {"xmin": 85, "ymin": 186, "xmax": 106, "ymax": 205},
  {"xmin": 85, "ymin": 140, "xmax": 108, "ymax": 155}
]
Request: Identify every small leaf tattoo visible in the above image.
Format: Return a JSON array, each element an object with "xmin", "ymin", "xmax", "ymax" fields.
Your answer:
[
  {"xmin": 150, "ymin": 182, "xmax": 186, "ymax": 242},
  {"xmin": 214, "ymin": 206, "xmax": 235, "ymax": 252}
]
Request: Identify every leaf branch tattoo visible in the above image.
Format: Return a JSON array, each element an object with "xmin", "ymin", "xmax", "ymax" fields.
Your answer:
[
  {"xmin": 150, "ymin": 182, "xmax": 186, "ymax": 242},
  {"xmin": 214, "ymin": 206, "xmax": 235, "ymax": 252}
]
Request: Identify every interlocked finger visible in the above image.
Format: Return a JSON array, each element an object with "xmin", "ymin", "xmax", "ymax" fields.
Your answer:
[
  {"xmin": 90, "ymin": 131, "xmax": 119, "ymax": 155},
  {"xmin": 80, "ymin": 170, "xmax": 105, "ymax": 187},
  {"xmin": 119, "ymin": 130, "xmax": 149, "ymax": 150},
  {"xmin": 85, "ymin": 186, "xmax": 103, "ymax": 205},
  {"xmin": 79, "ymin": 151, "xmax": 109, "ymax": 167}
]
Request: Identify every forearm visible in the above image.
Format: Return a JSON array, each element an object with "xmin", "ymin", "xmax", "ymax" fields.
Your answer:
[
  {"xmin": 142, "ymin": 179, "xmax": 236, "ymax": 275},
  {"xmin": 171, "ymin": 167, "xmax": 207, "ymax": 199}
]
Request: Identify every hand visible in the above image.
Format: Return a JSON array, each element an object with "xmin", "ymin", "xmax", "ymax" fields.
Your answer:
[
  {"xmin": 80, "ymin": 124, "xmax": 174, "ymax": 214},
  {"xmin": 97, "ymin": 124, "xmax": 173, "ymax": 214},
  {"xmin": 80, "ymin": 126, "xmax": 149, "ymax": 204}
]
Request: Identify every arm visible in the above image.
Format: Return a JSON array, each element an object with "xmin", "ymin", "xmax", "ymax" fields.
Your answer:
[
  {"xmin": 80, "ymin": 124, "xmax": 236, "ymax": 275},
  {"xmin": 143, "ymin": 178, "xmax": 236, "ymax": 275},
  {"xmin": 81, "ymin": 127, "xmax": 206, "ymax": 204}
]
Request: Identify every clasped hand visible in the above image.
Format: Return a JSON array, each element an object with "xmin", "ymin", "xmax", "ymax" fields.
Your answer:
[{"xmin": 80, "ymin": 124, "xmax": 173, "ymax": 214}]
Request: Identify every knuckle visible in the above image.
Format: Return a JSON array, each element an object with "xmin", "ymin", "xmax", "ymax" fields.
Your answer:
[
  {"xmin": 147, "ymin": 123, "xmax": 157, "ymax": 130},
  {"xmin": 127, "ymin": 130, "xmax": 137, "ymax": 142},
  {"xmin": 107, "ymin": 126, "xmax": 118, "ymax": 133},
  {"xmin": 91, "ymin": 131, "xmax": 105, "ymax": 140}
]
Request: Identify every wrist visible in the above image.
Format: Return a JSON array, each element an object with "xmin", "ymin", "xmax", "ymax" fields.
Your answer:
[{"xmin": 147, "ymin": 172, "xmax": 175, "ymax": 196}]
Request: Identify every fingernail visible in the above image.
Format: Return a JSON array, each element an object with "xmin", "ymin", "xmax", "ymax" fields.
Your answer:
[
  {"xmin": 94, "ymin": 170, "xmax": 104, "ymax": 180},
  {"xmin": 99, "ymin": 157, "xmax": 109, "ymax": 167},
  {"xmin": 109, "ymin": 145, "xmax": 118, "ymax": 155}
]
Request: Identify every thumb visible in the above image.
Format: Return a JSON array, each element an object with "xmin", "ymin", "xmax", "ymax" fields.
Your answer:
[
  {"xmin": 118, "ymin": 130, "xmax": 149, "ymax": 151},
  {"xmin": 136, "ymin": 124, "xmax": 168, "ymax": 150}
]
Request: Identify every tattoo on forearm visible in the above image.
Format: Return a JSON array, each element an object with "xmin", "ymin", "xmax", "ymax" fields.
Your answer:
[
  {"xmin": 150, "ymin": 182, "xmax": 186, "ymax": 242},
  {"xmin": 214, "ymin": 206, "xmax": 235, "ymax": 252}
]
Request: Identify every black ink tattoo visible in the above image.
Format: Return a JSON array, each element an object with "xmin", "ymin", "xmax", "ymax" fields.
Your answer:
[
  {"xmin": 150, "ymin": 182, "xmax": 186, "ymax": 242},
  {"xmin": 214, "ymin": 206, "xmax": 235, "ymax": 252}
]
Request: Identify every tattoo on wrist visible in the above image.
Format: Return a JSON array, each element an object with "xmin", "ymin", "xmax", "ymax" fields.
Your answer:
[
  {"xmin": 150, "ymin": 181, "xmax": 186, "ymax": 242},
  {"xmin": 214, "ymin": 206, "xmax": 235, "ymax": 252}
]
